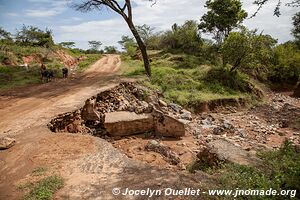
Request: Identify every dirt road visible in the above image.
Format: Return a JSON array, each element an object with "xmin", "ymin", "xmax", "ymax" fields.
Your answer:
[{"xmin": 0, "ymin": 55, "xmax": 201, "ymax": 200}]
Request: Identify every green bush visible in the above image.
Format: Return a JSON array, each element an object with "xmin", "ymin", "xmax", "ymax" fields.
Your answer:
[
  {"xmin": 204, "ymin": 67, "xmax": 251, "ymax": 94},
  {"xmin": 219, "ymin": 140, "xmax": 300, "ymax": 199},
  {"xmin": 269, "ymin": 43, "xmax": 300, "ymax": 84}
]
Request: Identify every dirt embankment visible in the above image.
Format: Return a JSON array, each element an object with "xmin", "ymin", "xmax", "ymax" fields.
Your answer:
[{"xmin": 2, "ymin": 48, "xmax": 80, "ymax": 68}]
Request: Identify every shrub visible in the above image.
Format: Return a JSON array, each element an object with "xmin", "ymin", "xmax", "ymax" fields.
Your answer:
[
  {"xmin": 219, "ymin": 140, "xmax": 300, "ymax": 199},
  {"xmin": 269, "ymin": 43, "xmax": 300, "ymax": 84}
]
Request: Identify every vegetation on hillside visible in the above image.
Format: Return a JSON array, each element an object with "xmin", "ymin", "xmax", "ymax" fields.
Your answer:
[
  {"xmin": 120, "ymin": 1, "xmax": 300, "ymax": 105},
  {"xmin": 0, "ymin": 25, "xmax": 103, "ymax": 90}
]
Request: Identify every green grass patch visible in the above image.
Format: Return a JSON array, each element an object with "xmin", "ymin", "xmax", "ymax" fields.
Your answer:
[
  {"xmin": 0, "ymin": 65, "xmax": 41, "ymax": 90},
  {"xmin": 119, "ymin": 55, "xmax": 144, "ymax": 76},
  {"xmin": 120, "ymin": 53, "xmax": 255, "ymax": 106},
  {"xmin": 77, "ymin": 54, "xmax": 102, "ymax": 72},
  {"xmin": 213, "ymin": 140, "xmax": 300, "ymax": 199},
  {"xmin": 23, "ymin": 175, "xmax": 64, "ymax": 200}
]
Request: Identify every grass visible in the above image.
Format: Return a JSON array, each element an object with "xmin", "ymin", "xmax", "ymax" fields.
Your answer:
[
  {"xmin": 205, "ymin": 140, "xmax": 300, "ymax": 200},
  {"xmin": 23, "ymin": 175, "xmax": 64, "ymax": 200},
  {"xmin": 120, "ymin": 53, "xmax": 258, "ymax": 107},
  {"xmin": 0, "ymin": 65, "xmax": 41, "ymax": 90},
  {"xmin": 0, "ymin": 42, "xmax": 102, "ymax": 91},
  {"xmin": 31, "ymin": 167, "xmax": 48, "ymax": 176}
]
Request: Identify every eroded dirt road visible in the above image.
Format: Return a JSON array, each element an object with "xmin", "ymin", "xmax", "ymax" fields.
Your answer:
[{"xmin": 0, "ymin": 55, "xmax": 203, "ymax": 200}]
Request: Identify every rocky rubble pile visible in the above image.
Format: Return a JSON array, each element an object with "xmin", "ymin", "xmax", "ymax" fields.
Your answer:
[{"xmin": 48, "ymin": 82, "xmax": 193, "ymax": 138}]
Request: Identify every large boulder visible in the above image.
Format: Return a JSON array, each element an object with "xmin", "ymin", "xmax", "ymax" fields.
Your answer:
[
  {"xmin": 104, "ymin": 111, "xmax": 154, "ymax": 136},
  {"xmin": 205, "ymin": 139, "xmax": 261, "ymax": 166}
]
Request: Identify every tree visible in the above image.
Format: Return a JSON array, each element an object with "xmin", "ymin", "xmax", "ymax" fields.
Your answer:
[
  {"xmin": 136, "ymin": 24, "xmax": 155, "ymax": 47},
  {"xmin": 15, "ymin": 25, "xmax": 54, "ymax": 47},
  {"xmin": 59, "ymin": 41, "xmax": 76, "ymax": 49},
  {"xmin": 0, "ymin": 27, "xmax": 13, "ymax": 45},
  {"xmin": 118, "ymin": 35, "xmax": 137, "ymax": 57},
  {"xmin": 221, "ymin": 29, "xmax": 277, "ymax": 72},
  {"xmin": 88, "ymin": 40, "xmax": 102, "ymax": 51},
  {"xmin": 160, "ymin": 20, "xmax": 202, "ymax": 53},
  {"xmin": 292, "ymin": 12, "xmax": 300, "ymax": 48},
  {"xmin": 74, "ymin": 0, "xmax": 152, "ymax": 77},
  {"xmin": 0, "ymin": 27, "xmax": 12, "ymax": 40},
  {"xmin": 199, "ymin": 0, "xmax": 248, "ymax": 43},
  {"xmin": 221, "ymin": 32, "xmax": 251, "ymax": 71},
  {"xmin": 104, "ymin": 46, "xmax": 117, "ymax": 54},
  {"xmin": 270, "ymin": 42, "xmax": 300, "ymax": 84},
  {"xmin": 251, "ymin": 0, "xmax": 300, "ymax": 17}
]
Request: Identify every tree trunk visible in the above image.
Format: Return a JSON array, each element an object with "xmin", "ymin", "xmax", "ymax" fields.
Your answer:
[{"xmin": 126, "ymin": 19, "xmax": 151, "ymax": 77}]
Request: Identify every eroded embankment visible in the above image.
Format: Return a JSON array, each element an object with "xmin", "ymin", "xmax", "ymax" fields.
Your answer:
[{"xmin": 48, "ymin": 82, "xmax": 273, "ymax": 170}]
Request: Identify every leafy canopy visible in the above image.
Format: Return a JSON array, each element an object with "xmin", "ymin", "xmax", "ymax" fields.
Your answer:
[
  {"xmin": 15, "ymin": 25, "xmax": 54, "ymax": 47},
  {"xmin": 199, "ymin": 0, "xmax": 248, "ymax": 43}
]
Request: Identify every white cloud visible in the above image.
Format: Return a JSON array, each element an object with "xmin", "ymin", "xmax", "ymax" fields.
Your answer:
[
  {"xmin": 25, "ymin": 0, "xmax": 69, "ymax": 17},
  {"xmin": 55, "ymin": 0, "xmax": 298, "ymax": 49},
  {"xmin": 6, "ymin": 12, "xmax": 19, "ymax": 17}
]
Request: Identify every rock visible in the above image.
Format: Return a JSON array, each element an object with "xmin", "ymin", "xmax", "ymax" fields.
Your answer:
[
  {"xmin": 145, "ymin": 141, "xmax": 180, "ymax": 165},
  {"xmin": 206, "ymin": 139, "xmax": 261, "ymax": 166},
  {"xmin": 147, "ymin": 140, "xmax": 160, "ymax": 147},
  {"xmin": 223, "ymin": 120, "xmax": 234, "ymax": 129},
  {"xmin": 48, "ymin": 110, "xmax": 87, "ymax": 133},
  {"xmin": 279, "ymin": 119, "xmax": 289, "ymax": 128},
  {"xmin": 0, "ymin": 137, "xmax": 16, "ymax": 150},
  {"xmin": 153, "ymin": 109, "xmax": 186, "ymax": 138},
  {"xmin": 145, "ymin": 95, "xmax": 159, "ymax": 105},
  {"xmin": 179, "ymin": 110, "xmax": 192, "ymax": 121},
  {"xmin": 159, "ymin": 99, "xmax": 168, "ymax": 107},
  {"xmin": 193, "ymin": 129, "xmax": 201, "ymax": 136},
  {"xmin": 135, "ymin": 101, "xmax": 153, "ymax": 113},
  {"xmin": 81, "ymin": 99, "xmax": 101, "ymax": 121},
  {"xmin": 195, "ymin": 146, "xmax": 222, "ymax": 168},
  {"xmin": 169, "ymin": 103, "xmax": 182, "ymax": 113},
  {"xmin": 200, "ymin": 118, "xmax": 214, "ymax": 128},
  {"xmin": 104, "ymin": 111, "xmax": 154, "ymax": 136},
  {"xmin": 213, "ymin": 127, "xmax": 224, "ymax": 135},
  {"xmin": 236, "ymin": 128, "xmax": 247, "ymax": 138}
]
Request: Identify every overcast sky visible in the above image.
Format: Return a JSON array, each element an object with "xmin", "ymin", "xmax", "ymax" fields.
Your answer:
[{"xmin": 0, "ymin": 0, "xmax": 298, "ymax": 49}]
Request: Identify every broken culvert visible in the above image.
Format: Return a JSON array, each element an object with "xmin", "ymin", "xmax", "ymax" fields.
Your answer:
[{"xmin": 48, "ymin": 82, "xmax": 189, "ymax": 138}]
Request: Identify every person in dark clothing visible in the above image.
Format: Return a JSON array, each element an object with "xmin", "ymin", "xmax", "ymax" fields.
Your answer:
[{"xmin": 62, "ymin": 67, "xmax": 68, "ymax": 78}]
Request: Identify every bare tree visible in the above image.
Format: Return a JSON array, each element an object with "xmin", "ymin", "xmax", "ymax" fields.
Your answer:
[{"xmin": 73, "ymin": 0, "xmax": 153, "ymax": 77}]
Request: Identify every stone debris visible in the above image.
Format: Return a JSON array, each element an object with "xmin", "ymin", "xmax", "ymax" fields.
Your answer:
[
  {"xmin": 81, "ymin": 99, "xmax": 102, "ymax": 122},
  {"xmin": 180, "ymin": 109, "xmax": 192, "ymax": 121},
  {"xmin": 49, "ymin": 82, "xmax": 187, "ymax": 138},
  {"xmin": 0, "ymin": 137, "xmax": 16, "ymax": 150},
  {"xmin": 145, "ymin": 140, "xmax": 180, "ymax": 165},
  {"xmin": 169, "ymin": 103, "xmax": 182, "ymax": 113}
]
